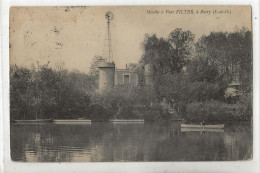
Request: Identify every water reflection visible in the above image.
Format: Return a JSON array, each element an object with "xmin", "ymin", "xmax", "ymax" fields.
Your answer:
[{"xmin": 10, "ymin": 122, "xmax": 252, "ymax": 162}]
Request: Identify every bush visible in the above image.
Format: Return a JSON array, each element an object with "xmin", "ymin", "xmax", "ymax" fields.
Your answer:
[
  {"xmin": 117, "ymin": 105, "xmax": 139, "ymax": 119},
  {"xmin": 188, "ymin": 81, "xmax": 222, "ymax": 102},
  {"xmin": 144, "ymin": 110, "xmax": 160, "ymax": 122},
  {"xmin": 237, "ymin": 93, "xmax": 252, "ymax": 118},
  {"xmin": 186, "ymin": 100, "xmax": 251, "ymax": 122},
  {"xmin": 91, "ymin": 85, "xmax": 157, "ymax": 109},
  {"xmin": 89, "ymin": 104, "xmax": 114, "ymax": 121},
  {"xmin": 155, "ymin": 73, "xmax": 224, "ymax": 104},
  {"xmin": 144, "ymin": 104, "xmax": 171, "ymax": 123}
]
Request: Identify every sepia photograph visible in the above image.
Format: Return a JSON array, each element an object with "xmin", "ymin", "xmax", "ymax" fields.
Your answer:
[{"xmin": 9, "ymin": 6, "xmax": 253, "ymax": 162}]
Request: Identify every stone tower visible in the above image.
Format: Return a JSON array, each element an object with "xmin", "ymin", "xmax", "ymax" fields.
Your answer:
[
  {"xmin": 144, "ymin": 63, "xmax": 154, "ymax": 86},
  {"xmin": 98, "ymin": 61, "xmax": 115, "ymax": 91},
  {"xmin": 98, "ymin": 11, "xmax": 116, "ymax": 91}
]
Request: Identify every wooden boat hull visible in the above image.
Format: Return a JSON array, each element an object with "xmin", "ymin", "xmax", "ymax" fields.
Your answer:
[
  {"xmin": 53, "ymin": 119, "xmax": 91, "ymax": 124},
  {"xmin": 181, "ymin": 124, "xmax": 224, "ymax": 129},
  {"xmin": 53, "ymin": 119, "xmax": 91, "ymax": 122},
  {"xmin": 109, "ymin": 119, "xmax": 144, "ymax": 123},
  {"xmin": 181, "ymin": 127, "xmax": 224, "ymax": 133},
  {"xmin": 14, "ymin": 119, "xmax": 53, "ymax": 123}
]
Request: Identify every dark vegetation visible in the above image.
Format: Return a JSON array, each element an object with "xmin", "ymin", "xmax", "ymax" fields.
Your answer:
[
  {"xmin": 10, "ymin": 63, "xmax": 103, "ymax": 121},
  {"xmin": 10, "ymin": 27, "xmax": 252, "ymax": 122},
  {"xmin": 139, "ymin": 28, "xmax": 252, "ymax": 122}
]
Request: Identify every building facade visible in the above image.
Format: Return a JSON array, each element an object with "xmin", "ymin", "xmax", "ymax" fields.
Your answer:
[
  {"xmin": 115, "ymin": 63, "xmax": 138, "ymax": 86},
  {"xmin": 98, "ymin": 62, "xmax": 154, "ymax": 90}
]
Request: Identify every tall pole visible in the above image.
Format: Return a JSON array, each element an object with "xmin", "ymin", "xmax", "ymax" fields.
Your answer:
[
  {"xmin": 107, "ymin": 18, "xmax": 111, "ymax": 62},
  {"xmin": 105, "ymin": 11, "xmax": 113, "ymax": 63}
]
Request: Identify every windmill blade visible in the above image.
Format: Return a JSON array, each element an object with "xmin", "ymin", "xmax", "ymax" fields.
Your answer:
[{"xmin": 105, "ymin": 11, "xmax": 114, "ymax": 20}]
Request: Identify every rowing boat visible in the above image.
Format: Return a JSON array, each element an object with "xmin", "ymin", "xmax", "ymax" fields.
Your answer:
[
  {"xmin": 181, "ymin": 124, "xmax": 224, "ymax": 129},
  {"xmin": 181, "ymin": 128, "xmax": 224, "ymax": 133}
]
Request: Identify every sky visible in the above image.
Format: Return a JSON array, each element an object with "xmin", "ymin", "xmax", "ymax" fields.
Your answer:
[{"xmin": 9, "ymin": 6, "xmax": 251, "ymax": 73}]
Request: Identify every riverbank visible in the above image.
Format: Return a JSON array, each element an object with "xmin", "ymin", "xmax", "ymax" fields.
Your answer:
[
  {"xmin": 12, "ymin": 119, "xmax": 145, "ymax": 123},
  {"xmin": 11, "ymin": 98, "xmax": 252, "ymax": 124}
]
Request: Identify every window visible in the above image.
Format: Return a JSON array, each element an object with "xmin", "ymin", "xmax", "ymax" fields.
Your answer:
[{"xmin": 123, "ymin": 75, "xmax": 130, "ymax": 84}]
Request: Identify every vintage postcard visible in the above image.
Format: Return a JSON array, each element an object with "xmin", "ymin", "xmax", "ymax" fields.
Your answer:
[{"xmin": 9, "ymin": 6, "xmax": 253, "ymax": 163}]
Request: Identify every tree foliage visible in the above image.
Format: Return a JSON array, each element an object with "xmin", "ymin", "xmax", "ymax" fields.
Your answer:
[
  {"xmin": 168, "ymin": 28, "xmax": 195, "ymax": 63},
  {"xmin": 92, "ymin": 84, "xmax": 157, "ymax": 109},
  {"xmin": 10, "ymin": 63, "xmax": 95, "ymax": 120},
  {"xmin": 155, "ymin": 73, "xmax": 222, "ymax": 103},
  {"xmin": 142, "ymin": 28, "xmax": 252, "ymax": 112},
  {"xmin": 89, "ymin": 55, "xmax": 106, "ymax": 87},
  {"xmin": 140, "ymin": 28, "xmax": 195, "ymax": 75},
  {"xmin": 195, "ymin": 28, "xmax": 252, "ymax": 92}
]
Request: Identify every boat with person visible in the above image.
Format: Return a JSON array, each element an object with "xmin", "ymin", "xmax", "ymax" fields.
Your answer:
[
  {"xmin": 181, "ymin": 124, "xmax": 224, "ymax": 129},
  {"xmin": 181, "ymin": 127, "xmax": 224, "ymax": 133}
]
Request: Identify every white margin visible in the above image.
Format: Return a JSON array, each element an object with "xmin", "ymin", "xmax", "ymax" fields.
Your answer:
[{"xmin": 1, "ymin": 0, "xmax": 259, "ymax": 173}]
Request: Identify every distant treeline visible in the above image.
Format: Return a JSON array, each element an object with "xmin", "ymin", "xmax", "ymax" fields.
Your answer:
[{"xmin": 10, "ymin": 27, "xmax": 253, "ymax": 122}]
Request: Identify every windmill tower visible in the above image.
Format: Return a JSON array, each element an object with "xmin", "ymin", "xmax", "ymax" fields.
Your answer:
[
  {"xmin": 98, "ymin": 11, "xmax": 115, "ymax": 91},
  {"xmin": 103, "ymin": 11, "xmax": 114, "ymax": 62}
]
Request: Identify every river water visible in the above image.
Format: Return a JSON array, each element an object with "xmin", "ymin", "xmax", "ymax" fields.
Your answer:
[{"xmin": 10, "ymin": 122, "xmax": 252, "ymax": 162}]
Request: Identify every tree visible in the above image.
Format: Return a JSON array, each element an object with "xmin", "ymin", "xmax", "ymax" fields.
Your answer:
[
  {"xmin": 140, "ymin": 34, "xmax": 172, "ymax": 75},
  {"xmin": 10, "ymin": 65, "xmax": 35, "ymax": 120},
  {"xmin": 155, "ymin": 73, "xmax": 190, "ymax": 103},
  {"xmin": 195, "ymin": 29, "xmax": 252, "ymax": 93},
  {"xmin": 187, "ymin": 57, "xmax": 219, "ymax": 83},
  {"xmin": 35, "ymin": 63, "xmax": 59, "ymax": 119},
  {"xmin": 139, "ymin": 29, "xmax": 195, "ymax": 104},
  {"xmin": 89, "ymin": 55, "xmax": 106, "ymax": 84},
  {"xmin": 10, "ymin": 63, "xmax": 94, "ymax": 120},
  {"xmin": 155, "ymin": 72, "xmax": 222, "ymax": 105},
  {"xmin": 168, "ymin": 28, "xmax": 195, "ymax": 66},
  {"xmin": 140, "ymin": 28, "xmax": 195, "ymax": 77}
]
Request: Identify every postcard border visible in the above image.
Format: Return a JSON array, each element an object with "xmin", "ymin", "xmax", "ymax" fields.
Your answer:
[{"xmin": 1, "ymin": 0, "xmax": 259, "ymax": 173}]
